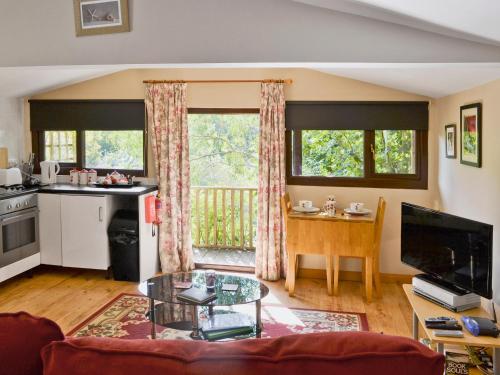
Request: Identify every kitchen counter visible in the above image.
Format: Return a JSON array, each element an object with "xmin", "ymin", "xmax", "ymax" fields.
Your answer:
[{"xmin": 38, "ymin": 183, "xmax": 158, "ymax": 196}]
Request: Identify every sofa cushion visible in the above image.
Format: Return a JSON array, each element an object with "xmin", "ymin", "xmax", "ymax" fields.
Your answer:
[
  {"xmin": 42, "ymin": 332, "xmax": 444, "ymax": 375},
  {"xmin": 0, "ymin": 311, "xmax": 64, "ymax": 375}
]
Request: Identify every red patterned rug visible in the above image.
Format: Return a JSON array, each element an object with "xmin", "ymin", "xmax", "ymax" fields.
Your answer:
[{"xmin": 68, "ymin": 293, "xmax": 369, "ymax": 340}]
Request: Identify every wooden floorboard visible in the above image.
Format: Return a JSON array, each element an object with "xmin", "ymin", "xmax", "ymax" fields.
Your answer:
[{"xmin": 0, "ymin": 266, "xmax": 413, "ymax": 336}]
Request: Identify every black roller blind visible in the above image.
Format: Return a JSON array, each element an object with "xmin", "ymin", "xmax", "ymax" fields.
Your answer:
[
  {"xmin": 285, "ymin": 101, "xmax": 429, "ymax": 131},
  {"xmin": 29, "ymin": 100, "xmax": 145, "ymax": 131}
]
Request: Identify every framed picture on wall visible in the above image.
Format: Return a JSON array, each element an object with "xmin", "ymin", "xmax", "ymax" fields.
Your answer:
[
  {"xmin": 445, "ymin": 124, "xmax": 456, "ymax": 159},
  {"xmin": 460, "ymin": 102, "xmax": 482, "ymax": 168},
  {"xmin": 73, "ymin": 0, "xmax": 130, "ymax": 37}
]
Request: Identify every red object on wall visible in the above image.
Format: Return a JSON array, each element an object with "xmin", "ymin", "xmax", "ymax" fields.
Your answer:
[{"xmin": 144, "ymin": 195, "xmax": 155, "ymax": 224}]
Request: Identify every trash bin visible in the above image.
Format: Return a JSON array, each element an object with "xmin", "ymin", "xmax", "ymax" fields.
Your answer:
[{"xmin": 108, "ymin": 210, "xmax": 139, "ymax": 282}]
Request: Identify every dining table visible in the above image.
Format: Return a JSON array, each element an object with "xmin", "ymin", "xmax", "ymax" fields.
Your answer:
[{"xmin": 284, "ymin": 206, "xmax": 380, "ymax": 302}]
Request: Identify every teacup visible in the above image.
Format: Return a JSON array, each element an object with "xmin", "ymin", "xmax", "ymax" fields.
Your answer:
[
  {"xmin": 350, "ymin": 202, "xmax": 364, "ymax": 212},
  {"xmin": 299, "ymin": 200, "xmax": 313, "ymax": 209}
]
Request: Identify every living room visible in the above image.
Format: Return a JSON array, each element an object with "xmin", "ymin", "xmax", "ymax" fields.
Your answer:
[{"xmin": 1, "ymin": 1, "xmax": 500, "ymax": 374}]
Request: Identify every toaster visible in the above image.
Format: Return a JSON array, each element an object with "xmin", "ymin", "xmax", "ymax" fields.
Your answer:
[{"xmin": 0, "ymin": 168, "xmax": 23, "ymax": 186}]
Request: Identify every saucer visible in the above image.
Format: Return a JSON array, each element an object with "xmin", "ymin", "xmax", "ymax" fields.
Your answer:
[
  {"xmin": 344, "ymin": 208, "xmax": 372, "ymax": 216},
  {"xmin": 292, "ymin": 206, "xmax": 320, "ymax": 213}
]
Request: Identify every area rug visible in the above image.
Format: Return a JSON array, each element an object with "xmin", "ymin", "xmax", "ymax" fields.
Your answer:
[{"xmin": 68, "ymin": 293, "xmax": 369, "ymax": 340}]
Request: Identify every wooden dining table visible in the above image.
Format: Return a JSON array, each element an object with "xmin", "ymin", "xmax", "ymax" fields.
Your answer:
[{"xmin": 284, "ymin": 208, "xmax": 379, "ymax": 302}]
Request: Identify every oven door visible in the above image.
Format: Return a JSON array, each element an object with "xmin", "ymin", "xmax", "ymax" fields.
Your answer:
[{"xmin": 0, "ymin": 207, "xmax": 39, "ymax": 267}]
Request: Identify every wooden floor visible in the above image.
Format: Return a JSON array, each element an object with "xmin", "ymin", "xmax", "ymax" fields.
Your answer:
[{"xmin": 0, "ymin": 266, "xmax": 414, "ymax": 336}]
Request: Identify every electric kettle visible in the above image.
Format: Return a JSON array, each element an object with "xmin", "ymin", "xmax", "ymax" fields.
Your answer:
[{"xmin": 40, "ymin": 161, "xmax": 60, "ymax": 184}]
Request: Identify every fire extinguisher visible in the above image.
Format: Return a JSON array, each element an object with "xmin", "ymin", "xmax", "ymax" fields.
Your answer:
[{"xmin": 152, "ymin": 193, "xmax": 162, "ymax": 237}]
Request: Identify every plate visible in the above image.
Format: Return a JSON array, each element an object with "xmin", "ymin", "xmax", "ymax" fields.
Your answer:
[
  {"xmin": 292, "ymin": 206, "xmax": 320, "ymax": 213},
  {"xmin": 344, "ymin": 208, "xmax": 372, "ymax": 216}
]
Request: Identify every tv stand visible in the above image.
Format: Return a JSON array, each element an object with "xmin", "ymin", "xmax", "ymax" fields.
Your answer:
[
  {"xmin": 412, "ymin": 274, "xmax": 480, "ymax": 312},
  {"xmin": 403, "ymin": 284, "xmax": 500, "ymax": 374}
]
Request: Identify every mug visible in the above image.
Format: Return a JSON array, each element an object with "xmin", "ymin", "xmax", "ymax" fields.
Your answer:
[
  {"xmin": 299, "ymin": 200, "xmax": 313, "ymax": 209},
  {"xmin": 350, "ymin": 202, "xmax": 364, "ymax": 212}
]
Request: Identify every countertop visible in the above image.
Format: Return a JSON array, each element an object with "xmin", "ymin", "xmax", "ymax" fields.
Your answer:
[{"xmin": 37, "ymin": 183, "xmax": 158, "ymax": 196}]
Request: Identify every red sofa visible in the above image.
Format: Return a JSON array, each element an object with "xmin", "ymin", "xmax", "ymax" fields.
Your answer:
[{"xmin": 0, "ymin": 312, "xmax": 444, "ymax": 375}]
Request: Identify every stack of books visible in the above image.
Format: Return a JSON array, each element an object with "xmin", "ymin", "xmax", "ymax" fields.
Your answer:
[
  {"xmin": 176, "ymin": 287, "xmax": 217, "ymax": 304},
  {"xmin": 201, "ymin": 313, "xmax": 254, "ymax": 341}
]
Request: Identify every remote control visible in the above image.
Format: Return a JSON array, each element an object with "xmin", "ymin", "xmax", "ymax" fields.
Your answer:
[
  {"xmin": 434, "ymin": 330, "xmax": 464, "ymax": 338},
  {"xmin": 425, "ymin": 316, "xmax": 456, "ymax": 323}
]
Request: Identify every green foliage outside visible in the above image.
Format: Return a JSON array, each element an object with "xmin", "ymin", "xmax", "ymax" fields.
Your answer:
[
  {"xmin": 375, "ymin": 130, "xmax": 415, "ymax": 174},
  {"xmin": 301, "ymin": 130, "xmax": 364, "ymax": 177},
  {"xmin": 85, "ymin": 130, "xmax": 144, "ymax": 170},
  {"xmin": 188, "ymin": 114, "xmax": 259, "ymax": 187},
  {"xmin": 188, "ymin": 114, "xmax": 259, "ymax": 248},
  {"xmin": 300, "ymin": 129, "xmax": 415, "ymax": 177}
]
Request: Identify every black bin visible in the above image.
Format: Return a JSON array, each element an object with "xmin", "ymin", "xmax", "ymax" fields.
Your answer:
[{"xmin": 108, "ymin": 210, "xmax": 140, "ymax": 282}]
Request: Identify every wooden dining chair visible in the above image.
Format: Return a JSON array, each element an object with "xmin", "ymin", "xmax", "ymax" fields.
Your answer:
[
  {"xmin": 282, "ymin": 193, "xmax": 333, "ymax": 297},
  {"xmin": 332, "ymin": 197, "xmax": 386, "ymax": 303}
]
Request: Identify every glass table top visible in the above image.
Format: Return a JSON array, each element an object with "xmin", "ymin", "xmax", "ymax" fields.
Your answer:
[{"xmin": 138, "ymin": 271, "xmax": 269, "ymax": 306}]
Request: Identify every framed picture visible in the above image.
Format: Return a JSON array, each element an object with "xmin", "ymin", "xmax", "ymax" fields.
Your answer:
[
  {"xmin": 445, "ymin": 124, "xmax": 456, "ymax": 159},
  {"xmin": 73, "ymin": 0, "xmax": 129, "ymax": 37},
  {"xmin": 460, "ymin": 103, "xmax": 482, "ymax": 168}
]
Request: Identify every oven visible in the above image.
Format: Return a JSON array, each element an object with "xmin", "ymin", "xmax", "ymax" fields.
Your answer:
[{"xmin": 0, "ymin": 194, "xmax": 39, "ymax": 267}]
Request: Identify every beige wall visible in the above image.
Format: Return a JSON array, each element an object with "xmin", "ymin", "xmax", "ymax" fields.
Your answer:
[
  {"xmin": 29, "ymin": 68, "xmax": 437, "ymax": 274},
  {"xmin": 436, "ymin": 78, "xmax": 500, "ymax": 303}
]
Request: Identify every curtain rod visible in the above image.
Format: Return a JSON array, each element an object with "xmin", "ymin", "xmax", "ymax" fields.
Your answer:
[{"xmin": 142, "ymin": 79, "xmax": 293, "ymax": 84}]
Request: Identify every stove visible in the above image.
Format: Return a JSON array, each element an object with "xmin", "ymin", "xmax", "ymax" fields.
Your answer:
[
  {"xmin": 0, "ymin": 184, "xmax": 39, "ymax": 200},
  {"xmin": 0, "ymin": 185, "xmax": 39, "ymax": 268}
]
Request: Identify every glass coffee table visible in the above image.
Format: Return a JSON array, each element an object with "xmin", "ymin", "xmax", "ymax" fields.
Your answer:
[{"xmin": 138, "ymin": 271, "xmax": 269, "ymax": 340}]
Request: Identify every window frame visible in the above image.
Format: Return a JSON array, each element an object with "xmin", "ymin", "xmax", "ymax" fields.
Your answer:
[
  {"xmin": 32, "ymin": 129, "xmax": 148, "ymax": 177},
  {"xmin": 286, "ymin": 129, "xmax": 428, "ymax": 189}
]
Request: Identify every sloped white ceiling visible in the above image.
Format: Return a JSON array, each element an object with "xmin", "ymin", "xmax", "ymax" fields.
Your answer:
[{"xmin": 294, "ymin": 0, "xmax": 500, "ymax": 45}]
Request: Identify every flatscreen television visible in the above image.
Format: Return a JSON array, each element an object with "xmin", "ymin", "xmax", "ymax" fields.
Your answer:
[{"xmin": 401, "ymin": 203, "xmax": 493, "ymax": 299}]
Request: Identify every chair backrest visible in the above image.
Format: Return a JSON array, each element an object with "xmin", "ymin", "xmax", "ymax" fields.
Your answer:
[
  {"xmin": 281, "ymin": 192, "xmax": 291, "ymax": 230},
  {"xmin": 373, "ymin": 197, "xmax": 386, "ymax": 256}
]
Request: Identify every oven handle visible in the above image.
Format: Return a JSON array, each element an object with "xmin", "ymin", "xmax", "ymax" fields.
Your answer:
[{"xmin": 0, "ymin": 208, "xmax": 39, "ymax": 225}]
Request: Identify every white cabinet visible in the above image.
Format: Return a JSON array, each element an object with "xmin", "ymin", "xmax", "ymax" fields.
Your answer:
[
  {"xmin": 39, "ymin": 194, "xmax": 62, "ymax": 265},
  {"xmin": 39, "ymin": 194, "xmax": 115, "ymax": 270},
  {"xmin": 38, "ymin": 191, "xmax": 159, "ymax": 278},
  {"xmin": 60, "ymin": 195, "xmax": 112, "ymax": 270}
]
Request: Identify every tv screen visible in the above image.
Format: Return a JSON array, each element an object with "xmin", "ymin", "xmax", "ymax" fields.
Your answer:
[{"xmin": 401, "ymin": 203, "xmax": 493, "ymax": 299}]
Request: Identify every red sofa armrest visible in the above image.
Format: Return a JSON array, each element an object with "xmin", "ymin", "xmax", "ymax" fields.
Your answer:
[{"xmin": 0, "ymin": 312, "xmax": 64, "ymax": 375}]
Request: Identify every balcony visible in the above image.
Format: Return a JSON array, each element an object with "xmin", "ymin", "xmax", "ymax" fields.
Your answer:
[{"xmin": 191, "ymin": 186, "xmax": 257, "ymax": 269}]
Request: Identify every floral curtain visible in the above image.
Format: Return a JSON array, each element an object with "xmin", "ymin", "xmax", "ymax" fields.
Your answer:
[
  {"xmin": 145, "ymin": 83, "xmax": 194, "ymax": 273},
  {"xmin": 255, "ymin": 82, "xmax": 287, "ymax": 281}
]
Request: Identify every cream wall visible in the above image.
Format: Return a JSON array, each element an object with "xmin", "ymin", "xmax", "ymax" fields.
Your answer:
[
  {"xmin": 29, "ymin": 68, "xmax": 437, "ymax": 275},
  {"xmin": 436, "ymin": 78, "xmax": 500, "ymax": 303},
  {"xmin": 0, "ymin": 98, "xmax": 24, "ymax": 164}
]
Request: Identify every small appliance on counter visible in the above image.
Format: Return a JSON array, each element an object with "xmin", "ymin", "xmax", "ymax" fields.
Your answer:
[
  {"xmin": 40, "ymin": 161, "xmax": 60, "ymax": 185},
  {"xmin": 0, "ymin": 168, "xmax": 23, "ymax": 186}
]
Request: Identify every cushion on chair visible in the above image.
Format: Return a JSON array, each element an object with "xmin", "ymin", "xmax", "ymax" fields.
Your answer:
[
  {"xmin": 42, "ymin": 332, "xmax": 444, "ymax": 375},
  {"xmin": 0, "ymin": 311, "xmax": 64, "ymax": 375}
]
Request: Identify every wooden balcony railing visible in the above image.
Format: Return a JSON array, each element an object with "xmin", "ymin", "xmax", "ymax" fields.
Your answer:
[{"xmin": 191, "ymin": 187, "xmax": 257, "ymax": 250}]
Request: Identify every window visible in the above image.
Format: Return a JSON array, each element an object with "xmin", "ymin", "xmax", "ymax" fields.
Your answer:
[
  {"xmin": 30, "ymin": 100, "xmax": 146, "ymax": 176},
  {"xmin": 44, "ymin": 131, "xmax": 77, "ymax": 163},
  {"xmin": 374, "ymin": 130, "xmax": 416, "ymax": 174},
  {"xmin": 301, "ymin": 130, "xmax": 364, "ymax": 177},
  {"xmin": 188, "ymin": 110, "xmax": 259, "ymax": 187},
  {"xmin": 84, "ymin": 131, "xmax": 144, "ymax": 171},
  {"xmin": 286, "ymin": 101, "xmax": 428, "ymax": 189}
]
